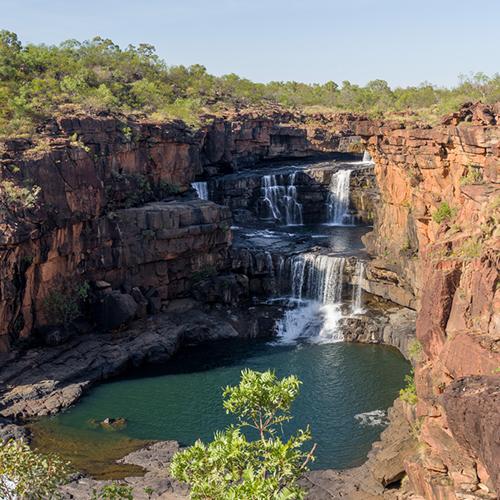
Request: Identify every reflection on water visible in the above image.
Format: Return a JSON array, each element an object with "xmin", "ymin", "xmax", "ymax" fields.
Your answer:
[{"xmin": 31, "ymin": 338, "xmax": 410, "ymax": 477}]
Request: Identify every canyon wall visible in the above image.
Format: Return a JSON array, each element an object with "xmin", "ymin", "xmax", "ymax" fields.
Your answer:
[
  {"xmin": 0, "ymin": 113, "xmax": 360, "ymax": 354},
  {"xmin": 352, "ymin": 101, "xmax": 500, "ymax": 500}
]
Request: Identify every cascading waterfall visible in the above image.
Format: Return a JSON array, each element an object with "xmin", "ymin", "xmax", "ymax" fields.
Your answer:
[
  {"xmin": 265, "ymin": 252, "xmax": 277, "ymax": 295},
  {"xmin": 275, "ymin": 253, "xmax": 346, "ymax": 343},
  {"xmin": 261, "ymin": 174, "xmax": 303, "ymax": 225},
  {"xmin": 192, "ymin": 181, "xmax": 209, "ymax": 200},
  {"xmin": 326, "ymin": 170, "xmax": 354, "ymax": 225},
  {"xmin": 351, "ymin": 261, "xmax": 365, "ymax": 314}
]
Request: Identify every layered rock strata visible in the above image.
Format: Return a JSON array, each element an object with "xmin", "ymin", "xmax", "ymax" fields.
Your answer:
[
  {"xmin": 0, "ymin": 113, "xmax": 360, "ymax": 353},
  {"xmin": 352, "ymin": 101, "xmax": 500, "ymax": 500}
]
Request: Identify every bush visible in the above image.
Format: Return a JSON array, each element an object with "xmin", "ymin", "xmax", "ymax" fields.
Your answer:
[
  {"xmin": 400, "ymin": 369, "xmax": 418, "ymax": 406},
  {"xmin": 43, "ymin": 280, "xmax": 90, "ymax": 328},
  {"xmin": 0, "ymin": 439, "xmax": 72, "ymax": 500},
  {"xmin": 0, "ymin": 180, "xmax": 41, "ymax": 209},
  {"xmin": 170, "ymin": 369, "xmax": 316, "ymax": 500},
  {"xmin": 432, "ymin": 202, "xmax": 458, "ymax": 224}
]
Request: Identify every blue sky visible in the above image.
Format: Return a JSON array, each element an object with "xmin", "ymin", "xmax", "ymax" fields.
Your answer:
[{"xmin": 2, "ymin": 0, "xmax": 499, "ymax": 89}]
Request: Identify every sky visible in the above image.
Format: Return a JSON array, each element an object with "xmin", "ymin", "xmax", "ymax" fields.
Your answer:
[{"xmin": 2, "ymin": 0, "xmax": 499, "ymax": 89}]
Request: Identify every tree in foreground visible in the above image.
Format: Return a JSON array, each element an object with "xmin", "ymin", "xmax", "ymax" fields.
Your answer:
[
  {"xmin": 169, "ymin": 369, "xmax": 316, "ymax": 500},
  {"xmin": 0, "ymin": 439, "xmax": 72, "ymax": 500}
]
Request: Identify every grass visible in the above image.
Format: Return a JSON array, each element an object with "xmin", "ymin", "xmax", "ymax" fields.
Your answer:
[{"xmin": 459, "ymin": 239, "xmax": 483, "ymax": 259}]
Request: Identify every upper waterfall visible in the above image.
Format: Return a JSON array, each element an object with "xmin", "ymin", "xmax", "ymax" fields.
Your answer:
[
  {"xmin": 363, "ymin": 150, "xmax": 374, "ymax": 163},
  {"xmin": 192, "ymin": 182, "xmax": 209, "ymax": 200},
  {"xmin": 261, "ymin": 173, "xmax": 303, "ymax": 225},
  {"xmin": 326, "ymin": 170, "xmax": 354, "ymax": 225}
]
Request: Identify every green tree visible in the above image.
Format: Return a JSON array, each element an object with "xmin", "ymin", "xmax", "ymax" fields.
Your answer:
[
  {"xmin": 170, "ymin": 369, "xmax": 316, "ymax": 500},
  {"xmin": 0, "ymin": 439, "xmax": 72, "ymax": 500}
]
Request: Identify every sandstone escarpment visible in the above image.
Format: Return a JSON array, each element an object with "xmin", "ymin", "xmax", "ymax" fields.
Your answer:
[
  {"xmin": 0, "ymin": 113, "xmax": 360, "ymax": 354},
  {"xmin": 352, "ymin": 102, "xmax": 500, "ymax": 500}
]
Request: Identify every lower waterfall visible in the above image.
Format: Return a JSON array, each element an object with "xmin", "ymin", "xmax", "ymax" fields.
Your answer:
[{"xmin": 276, "ymin": 253, "xmax": 347, "ymax": 343}]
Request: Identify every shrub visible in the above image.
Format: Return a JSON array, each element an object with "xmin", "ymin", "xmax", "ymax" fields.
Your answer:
[
  {"xmin": 401, "ymin": 235, "xmax": 410, "ymax": 251},
  {"xmin": 459, "ymin": 239, "xmax": 483, "ymax": 259},
  {"xmin": 43, "ymin": 280, "xmax": 90, "ymax": 328},
  {"xmin": 400, "ymin": 368, "xmax": 418, "ymax": 406},
  {"xmin": 92, "ymin": 482, "xmax": 134, "ymax": 500},
  {"xmin": 432, "ymin": 202, "xmax": 458, "ymax": 224},
  {"xmin": 170, "ymin": 369, "xmax": 316, "ymax": 500},
  {"xmin": 160, "ymin": 182, "xmax": 181, "ymax": 195},
  {"xmin": 192, "ymin": 265, "xmax": 217, "ymax": 283},
  {"xmin": 0, "ymin": 181, "xmax": 41, "ymax": 209},
  {"xmin": 0, "ymin": 439, "xmax": 72, "ymax": 500}
]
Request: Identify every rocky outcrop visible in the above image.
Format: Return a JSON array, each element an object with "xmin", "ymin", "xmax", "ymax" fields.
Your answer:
[
  {"xmin": 351, "ymin": 101, "xmax": 500, "ymax": 500},
  {"xmin": 0, "ymin": 302, "xmax": 282, "ymax": 419},
  {"xmin": 199, "ymin": 110, "xmax": 362, "ymax": 175},
  {"xmin": 0, "ymin": 111, "xmax": 362, "ymax": 354}
]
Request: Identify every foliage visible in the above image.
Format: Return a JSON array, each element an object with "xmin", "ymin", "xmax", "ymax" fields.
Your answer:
[
  {"xmin": 400, "ymin": 368, "xmax": 418, "ymax": 406},
  {"xmin": 407, "ymin": 339, "xmax": 422, "ymax": 362},
  {"xmin": 133, "ymin": 173, "xmax": 150, "ymax": 191},
  {"xmin": 160, "ymin": 182, "xmax": 181, "ymax": 195},
  {"xmin": 459, "ymin": 164, "xmax": 482, "ymax": 185},
  {"xmin": 432, "ymin": 202, "xmax": 458, "ymax": 224},
  {"xmin": 0, "ymin": 439, "xmax": 72, "ymax": 500},
  {"xmin": 401, "ymin": 235, "xmax": 410, "ymax": 252},
  {"xmin": 191, "ymin": 265, "xmax": 217, "ymax": 283},
  {"xmin": 0, "ymin": 180, "xmax": 41, "ymax": 209},
  {"xmin": 43, "ymin": 280, "xmax": 90, "ymax": 328},
  {"xmin": 92, "ymin": 482, "xmax": 134, "ymax": 500},
  {"xmin": 170, "ymin": 369, "xmax": 315, "ymax": 500},
  {"xmin": 459, "ymin": 239, "xmax": 483, "ymax": 259},
  {"xmin": 2, "ymin": 30, "xmax": 500, "ymax": 138}
]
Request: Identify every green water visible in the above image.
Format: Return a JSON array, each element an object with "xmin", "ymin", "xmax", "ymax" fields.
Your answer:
[{"xmin": 32, "ymin": 336, "xmax": 410, "ymax": 475}]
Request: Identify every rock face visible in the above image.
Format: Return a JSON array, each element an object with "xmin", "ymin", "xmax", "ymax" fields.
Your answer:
[
  {"xmin": 207, "ymin": 163, "xmax": 377, "ymax": 225},
  {"xmin": 0, "ymin": 112, "xmax": 361, "ymax": 353},
  {"xmin": 352, "ymin": 101, "xmax": 500, "ymax": 500},
  {"xmin": 0, "ymin": 303, "xmax": 282, "ymax": 419}
]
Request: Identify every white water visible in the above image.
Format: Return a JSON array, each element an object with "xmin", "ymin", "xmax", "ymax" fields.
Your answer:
[
  {"xmin": 363, "ymin": 151, "xmax": 374, "ymax": 163},
  {"xmin": 275, "ymin": 254, "xmax": 346, "ymax": 343},
  {"xmin": 351, "ymin": 261, "xmax": 365, "ymax": 315},
  {"xmin": 326, "ymin": 170, "xmax": 354, "ymax": 225},
  {"xmin": 262, "ymin": 174, "xmax": 303, "ymax": 225},
  {"xmin": 192, "ymin": 181, "xmax": 209, "ymax": 200},
  {"xmin": 354, "ymin": 410, "xmax": 388, "ymax": 427}
]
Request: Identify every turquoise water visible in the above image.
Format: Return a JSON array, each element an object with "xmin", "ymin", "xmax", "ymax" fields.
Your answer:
[{"xmin": 34, "ymin": 336, "xmax": 410, "ymax": 472}]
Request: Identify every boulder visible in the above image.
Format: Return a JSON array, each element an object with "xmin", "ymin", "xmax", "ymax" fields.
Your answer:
[{"xmin": 91, "ymin": 291, "xmax": 138, "ymax": 331}]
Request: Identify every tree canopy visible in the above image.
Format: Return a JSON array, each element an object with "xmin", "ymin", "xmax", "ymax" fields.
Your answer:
[{"xmin": 1, "ymin": 30, "xmax": 500, "ymax": 138}]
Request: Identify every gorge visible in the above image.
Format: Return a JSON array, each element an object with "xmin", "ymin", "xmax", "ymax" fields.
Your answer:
[{"xmin": 0, "ymin": 103, "xmax": 499, "ymax": 500}]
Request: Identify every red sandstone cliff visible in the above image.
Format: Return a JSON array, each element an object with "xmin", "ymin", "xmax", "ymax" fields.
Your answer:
[
  {"xmin": 352, "ymin": 101, "xmax": 500, "ymax": 500},
  {"xmin": 0, "ymin": 113, "xmax": 359, "ymax": 354}
]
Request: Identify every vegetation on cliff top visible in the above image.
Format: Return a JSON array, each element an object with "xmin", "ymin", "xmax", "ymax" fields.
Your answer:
[{"xmin": 2, "ymin": 30, "xmax": 500, "ymax": 139}]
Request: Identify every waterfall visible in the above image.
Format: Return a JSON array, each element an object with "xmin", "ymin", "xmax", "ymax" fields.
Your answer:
[
  {"xmin": 363, "ymin": 151, "xmax": 374, "ymax": 163},
  {"xmin": 192, "ymin": 182, "xmax": 209, "ymax": 200},
  {"xmin": 289, "ymin": 254, "xmax": 345, "ymax": 304},
  {"xmin": 261, "ymin": 174, "xmax": 303, "ymax": 225},
  {"xmin": 266, "ymin": 252, "xmax": 277, "ymax": 295},
  {"xmin": 326, "ymin": 170, "xmax": 354, "ymax": 225},
  {"xmin": 276, "ymin": 253, "xmax": 346, "ymax": 343},
  {"xmin": 351, "ymin": 261, "xmax": 365, "ymax": 314}
]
